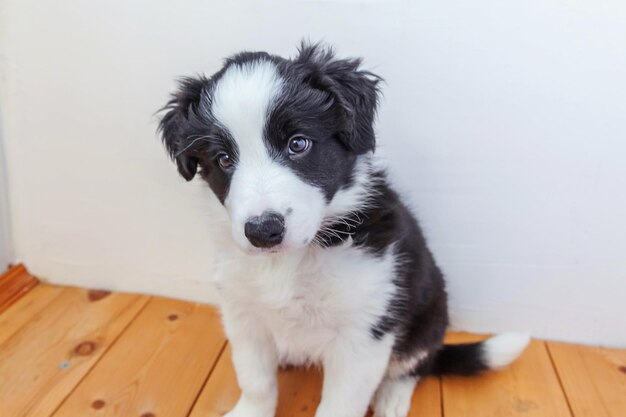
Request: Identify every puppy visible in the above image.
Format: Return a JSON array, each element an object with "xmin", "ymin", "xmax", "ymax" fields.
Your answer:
[{"xmin": 158, "ymin": 43, "xmax": 529, "ymax": 417}]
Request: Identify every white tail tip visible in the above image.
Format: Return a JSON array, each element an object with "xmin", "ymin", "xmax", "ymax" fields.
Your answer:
[{"xmin": 483, "ymin": 332, "xmax": 531, "ymax": 369}]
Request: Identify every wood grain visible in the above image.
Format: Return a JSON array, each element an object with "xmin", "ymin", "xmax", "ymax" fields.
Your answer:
[
  {"xmin": 0, "ymin": 284, "xmax": 63, "ymax": 346},
  {"xmin": 188, "ymin": 345, "xmax": 243, "ymax": 417},
  {"xmin": 3, "ymin": 284, "xmax": 626, "ymax": 417},
  {"xmin": 190, "ymin": 345, "xmax": 443, "ymax": 417},
  {"xmin": 0, "ymin": 287, "xmax": 149, "ymax": 417},
  {"xmin": 0, "ymin": 264, "xmax": 39, "ymax": 314},
  {"xmin": 548, "ymin": 341, "xmax": 626, "ymax": 417},
  {"xmin": 442, "ymin": 333, "xmax": 572, "ymax": 417},
  {"xmin": 52, "ymin": 298, "xmax": 226, "ymax": 417}
]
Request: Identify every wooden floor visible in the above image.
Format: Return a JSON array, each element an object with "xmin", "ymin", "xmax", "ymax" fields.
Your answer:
[{"xmin": 1, "ymin": 268, "xmax": 625, "ymax": 417}]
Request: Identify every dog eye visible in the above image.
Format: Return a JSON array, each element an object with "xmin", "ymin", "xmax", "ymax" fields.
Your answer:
[
  {"xmin": 288, "ymin": 136, "xmax": 311, "ymax": 156},
  {"xmin": 217, "ymin": 152, "xmax": 233, "ymax": 170}
]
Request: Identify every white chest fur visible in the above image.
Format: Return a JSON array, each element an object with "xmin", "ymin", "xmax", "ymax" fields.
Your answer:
[{"xmin": 213, "ymin": 240, "xmax": 398, "ymax": 365}]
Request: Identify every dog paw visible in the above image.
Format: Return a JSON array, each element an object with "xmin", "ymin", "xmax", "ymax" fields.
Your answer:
[
  {"xmin": 222, "ymin": 397, "xmax": 275, "ymax": 417},
  {"xmin": 372, "ymin": 378, "xmax": 417, "ymax": 417},
  {"xmin": 223, "ymin": 408, "xmax": 269, "ymax": 417}
]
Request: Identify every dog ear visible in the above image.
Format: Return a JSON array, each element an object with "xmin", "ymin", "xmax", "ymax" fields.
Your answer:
[
  {"xmin": 158, "ymin": 77, "xmax": 208, "ymax": 181},
  {"xmin": 295, "ymin": 42, "xmax": 382, "ymax": 154}
]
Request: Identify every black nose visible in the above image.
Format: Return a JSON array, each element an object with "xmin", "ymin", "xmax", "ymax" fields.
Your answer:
[{"xmin": 244, "ymin": 212, "xmax": 285, "ymax": 248}]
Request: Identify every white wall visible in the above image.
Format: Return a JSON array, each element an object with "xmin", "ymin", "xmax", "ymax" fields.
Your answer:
[
  {"xmin": 0, "ymin": 122, "xmax": 13, "ymax": 272},
  {"xmin": 0, "ymin": 9, "xmax": 14, "ymax": 272},
  {"xmin": 1, "ymin": 0, "xmax": 625, "ymax": 347}
]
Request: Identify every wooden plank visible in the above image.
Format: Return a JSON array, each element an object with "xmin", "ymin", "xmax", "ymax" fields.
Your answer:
[
  {"xmin": 0, "ymin": 284, "xmax": 64, "ymax": 345},
  {"xmin": 442, "ymin": 333, "xmax": 572, "ymax": 417},
  {"xmin": 190, "ymin": 344, "xmax": 442, "ymax": 417},
  {"xmin": 0, "ymin": 264, "xmax": 39, "ymax": 314},
  {"xmin": 274, "ymin": 363, "xmax": 326, "ymax": 417},
  {"xmin": 547, "ymin": 341, "xmax": 626, "ymax": 417},
  {"xmin": 0, "ymin": 287, "xmax": 149, "ymax": 417},
  {"xmin": 52, "ymin": 298, "xmax": 227, "ymax": 417},
  {"xmin": 188, "ymin": 345, "xmax": 245, "ymax": 417},
  {"xmin": 407, "ymin": 377, "xmax": 442, "ymax": 417}
]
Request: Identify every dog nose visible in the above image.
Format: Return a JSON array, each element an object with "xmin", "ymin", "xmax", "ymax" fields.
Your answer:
[{"xmin": 244, "ymin": 212, "xmax": 285, "ymax": 248}]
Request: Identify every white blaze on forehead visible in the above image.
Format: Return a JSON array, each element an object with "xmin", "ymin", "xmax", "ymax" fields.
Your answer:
[
  {"xmin": 210, "ymin": 60, "xmax": 327, "ymax": 251},
  {"xmin": 211, "ymin": 60, "xmax": 283, "ymax": 159}
]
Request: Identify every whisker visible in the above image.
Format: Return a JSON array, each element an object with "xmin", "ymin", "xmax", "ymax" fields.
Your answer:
[
  {"xmin": 318, "ymin": 227, "xmax": 347, "ymax": 240},
  {"xmin": 174, "ymin": 135, "xmax": 218, "ymax": 157}
]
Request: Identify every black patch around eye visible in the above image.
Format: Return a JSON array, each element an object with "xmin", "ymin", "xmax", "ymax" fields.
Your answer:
[
  {"xmin": 263, "ymin": 84, "xmax": 356, "ymax": 202},
  {"xmin": 199, "ymin": 163, "xmax": 231, "ymax": 203},
  {"xmin": 188, "ymin": 126, "xmax": 239, "ymax": 204}
]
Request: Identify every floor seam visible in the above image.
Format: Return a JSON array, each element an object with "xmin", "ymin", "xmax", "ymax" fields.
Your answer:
[
  {"xmin": 185, "ymin": 340, "xmax": 229, "ymax": 417},
  {"xmin": 544, "ymin": 341, "xmax": 576, "ymax": 417},
  {"xmin": 439, "ymin": 375, "xmax": 445, "ymax": 417}
]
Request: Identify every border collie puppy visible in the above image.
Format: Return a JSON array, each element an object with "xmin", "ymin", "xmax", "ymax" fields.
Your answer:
[{"xmin": 158, "ymin": 43, "xmax": 529, "ymax": 417}]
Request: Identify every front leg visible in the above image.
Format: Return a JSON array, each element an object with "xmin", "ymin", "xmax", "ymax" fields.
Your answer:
[
  {"xmin": 222, "ymin": 310, "xmax": 278, "ymax": 417},
  {"xmin": 315, "ymin": 334, "xmax": 394, "ymax": 417}
]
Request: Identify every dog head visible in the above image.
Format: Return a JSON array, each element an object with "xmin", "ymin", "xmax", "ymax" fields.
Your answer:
[{"xmin": 159, "ymin": 43, "xmax": 381, "ymax": 253}]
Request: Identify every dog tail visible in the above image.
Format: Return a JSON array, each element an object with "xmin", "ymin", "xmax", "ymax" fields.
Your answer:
[{"xmin": 429, "ymin": 333, "xmax": 530, "ymax": 376}]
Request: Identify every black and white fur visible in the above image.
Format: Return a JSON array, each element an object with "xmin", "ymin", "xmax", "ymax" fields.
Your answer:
[{"xmin": 159, "ymin": 43, "xmax": 530, "ymax": 417}]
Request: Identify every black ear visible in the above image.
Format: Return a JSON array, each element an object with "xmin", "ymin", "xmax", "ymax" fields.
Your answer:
[
  {"xmin": 295, "ymin": 42, "xmax": 382, "ymax": 154},
  {"xmin": 158, "ymin": 76, "xmax": 208, "ymax": 181}
]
